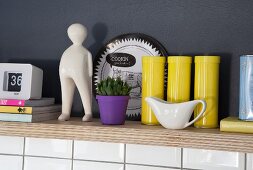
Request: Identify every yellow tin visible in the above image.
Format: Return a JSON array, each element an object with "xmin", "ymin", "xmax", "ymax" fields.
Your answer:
[
  {"xmin": 194, "ymin": 56, "xmax": 220, "ymax": 128},
  {"xmin": 167, "ymin": 56, "xmax": 192, "ymax": 102},
  {"xmin": 141, "ymin": 56, "xmax": 166, "ymax": 125}
]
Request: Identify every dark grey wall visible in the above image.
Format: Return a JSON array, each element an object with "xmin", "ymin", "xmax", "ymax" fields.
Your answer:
[{"xmin": 1, "ymin": 0, "xmax": 253, "ymax": 119}]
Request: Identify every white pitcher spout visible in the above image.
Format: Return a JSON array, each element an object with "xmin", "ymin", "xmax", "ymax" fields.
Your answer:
[
  {"xmin": 146, "ymin": 97, "xmax": 168, "ymax": 104},
  {"xmin": 145, "ymin": 97, "xmax": 164, "ymax": 115}
]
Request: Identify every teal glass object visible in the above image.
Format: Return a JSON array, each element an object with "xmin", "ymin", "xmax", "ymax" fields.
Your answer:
[{"xmin": 239, "ymin": 55, "xmax": 253, "ymax": 120}]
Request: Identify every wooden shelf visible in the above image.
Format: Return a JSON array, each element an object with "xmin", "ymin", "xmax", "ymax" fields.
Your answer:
[{"xmin": 0, "ymin": 118, "xmax": 252, "ymax": 153}]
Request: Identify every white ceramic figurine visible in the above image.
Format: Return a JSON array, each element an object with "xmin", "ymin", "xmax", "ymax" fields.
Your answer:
[{"xmin": 58, "ymin": 23, "xmax": 93, "ymax": 121}]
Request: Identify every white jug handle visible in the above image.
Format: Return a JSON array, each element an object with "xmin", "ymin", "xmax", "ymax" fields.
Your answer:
[{"xmin": 183, "ymin": 100, "xmax": 207, "ymax": 128}]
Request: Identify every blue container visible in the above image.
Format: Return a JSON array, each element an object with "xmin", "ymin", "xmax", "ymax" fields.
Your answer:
[{"xmin": 239, "ymin": 55, "xmax": 253, "ymax": 120}]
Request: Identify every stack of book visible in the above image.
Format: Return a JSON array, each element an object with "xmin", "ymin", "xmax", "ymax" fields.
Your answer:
[
  {"xmin": 220, "ymin": 117, "xmax": 253, "ymax": 134},
  {"xmin": 0, "ymin": 98, "xmax": 61, "ymax": 122}
]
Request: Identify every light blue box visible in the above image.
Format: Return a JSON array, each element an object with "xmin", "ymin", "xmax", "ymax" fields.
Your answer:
[{"xmin": 239, "ymin": 55, "xmax": 253, "ymax": 120}]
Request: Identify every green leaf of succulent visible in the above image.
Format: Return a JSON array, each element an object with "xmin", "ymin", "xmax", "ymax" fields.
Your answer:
[
  {"xmin": 117, "ymin": 84, "xmax": 122, "ymax": 95},
  {"xmin": 104, "ymin": 85, "xmax": 111, "ymax": 95},
  {"xmin": 101, "ymin": 88, "xmax": 107, "ymax": 95},
  {"xmin": 102, "ymin": 80, "xmax": 107, "ymax": 90}
]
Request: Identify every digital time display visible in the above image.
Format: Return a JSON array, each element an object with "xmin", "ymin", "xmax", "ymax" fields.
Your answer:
[{"xmin": 7, "ymin": 72, "xmax": 22, "ymax": 92}]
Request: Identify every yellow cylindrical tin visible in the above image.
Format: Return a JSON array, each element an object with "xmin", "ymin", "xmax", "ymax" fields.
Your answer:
[
  {"xmin": 141, "ymin": 56, "xmax": 166, "ymax": 125},
  {"xmin": 167, "ymin": 56, "xmax": 192, "ymax": 103},
  {"xmin": 194, "ymin": 56, "xmax": 220, "ymax": 128}
]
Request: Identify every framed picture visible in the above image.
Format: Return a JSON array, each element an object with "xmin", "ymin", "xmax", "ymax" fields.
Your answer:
[{"xmin": 93, "ymin": 33, "xmax": 168, "ymax": 120}]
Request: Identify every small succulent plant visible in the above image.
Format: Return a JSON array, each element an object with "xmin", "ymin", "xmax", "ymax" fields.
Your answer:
[{"xmin": 97, "ymin": 76, "xmax": 132, "ymax": 96}]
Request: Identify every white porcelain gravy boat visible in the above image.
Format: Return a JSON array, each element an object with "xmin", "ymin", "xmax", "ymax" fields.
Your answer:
[{"xmin": 145, "ymin": 97, "xmax": 207, "ymax": 129}]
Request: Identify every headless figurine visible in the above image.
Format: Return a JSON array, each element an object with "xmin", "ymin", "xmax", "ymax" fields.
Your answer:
[{"xmin": 58, "ymin": 23, "xmax": 93, "ymax": 121}]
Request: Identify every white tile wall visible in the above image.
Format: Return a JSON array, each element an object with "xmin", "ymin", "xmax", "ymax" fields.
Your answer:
[
  {"xmin": 24, "ymin": 156, "xmax": 72, "ymax": 170},
  {"xmin": 183, "ymin": 148, "xmax": 245, "ymax": 170},
  {"xmin": 73, "ymin": 160, "xmax": 124, "ymax": 170},
  {"xmin": 0, "ymin": 155, "xmax": 23, "ymax": 170},
  {"xmin": 126, "ymin": 164, "xmax": 179, "ymax": 170},
  {"xmin": 0, "ymin": 136, "xmax": 24, "ymax": 155},
  {"xmin": 25, "ymin": 137, "xmax": 72, "ymax": 158},
  {"xmin": 0, "ymin": 135, "xmax": 250, "ymax": 170},
  {"xmin": 247, "ymin": 153, "xmax": 253, "ymax": 170},
  {"xmin": 74, "ymin": 140, "xmax": 124, "ymax": 162},
  {"xmin": 126, "ymin": 144, "xmax": 181, "ymax": 168}
]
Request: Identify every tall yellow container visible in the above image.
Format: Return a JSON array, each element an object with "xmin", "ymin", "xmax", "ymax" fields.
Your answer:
[
  {"xmin": 194, "ymin": 56, "xmax": 220, "ymax": 128},
  {"xmin": 141, "ymin": 56, "xmax": 165, "ymax": 125},
  {"xmin": 167, "ymin": 56, "xmax": 192, "ymax": 102}
]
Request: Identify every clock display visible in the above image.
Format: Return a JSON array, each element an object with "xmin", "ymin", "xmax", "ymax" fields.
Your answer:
[{"xmin": 7, "ymin": 72, "xmax": 22, "ymax": 92}]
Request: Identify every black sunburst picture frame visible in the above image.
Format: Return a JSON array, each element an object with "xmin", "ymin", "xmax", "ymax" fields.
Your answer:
[{"xmin": 93, "ymin": 33, "xmax": 168, "ymax": 120}]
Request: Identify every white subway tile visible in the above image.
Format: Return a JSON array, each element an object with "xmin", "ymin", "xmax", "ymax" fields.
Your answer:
[
  {"xmin": 0, "ymin": 136, "xmax": 24, "ymax": 155},
  {"xmin": 73, "ymin": 160, "xmax": 124, "ymax": 170},
  {"xmin": 126, "ymin": 144, "xmax": 181, "ymax": 167},
  {"xmin": 183, "ymin": 148, "xmax": 245, "ymax": 170},
  {"xmin": 247, "ymin": 153, "xmax": 253, "ymax": 170},
  {"xmin": 74, "ymin": 140, "xmax": 124, "ymax": 162},
  {"xmin": 126, "ymin": 164, "xmax": 179, "ymax": 170},
  {"xmin": 24, "ymin": 156, "xmax": 71, "ymax": 170},
  {"xmin": 0, "ymin": 155, "xmax": 23, "ymax": 170},
  {"xmin": 25, "ymin": 138, "xmax": 72, "ymax": 158}
]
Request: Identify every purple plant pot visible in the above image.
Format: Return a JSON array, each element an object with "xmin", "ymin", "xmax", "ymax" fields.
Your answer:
[{"xmin": 96, "ymin": 95, "xmax": 130, "ymax": 125}]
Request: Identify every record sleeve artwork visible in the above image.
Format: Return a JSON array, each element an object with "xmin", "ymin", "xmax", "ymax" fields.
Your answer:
[{"xmin": 93, "ymin": 33, "xmax": 168, "ymax": 120}]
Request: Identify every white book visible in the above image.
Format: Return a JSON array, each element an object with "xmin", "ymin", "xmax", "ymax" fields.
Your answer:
[{"xmin": 0, "ymin": 112, "xmax": 61, "ymax": 122}]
